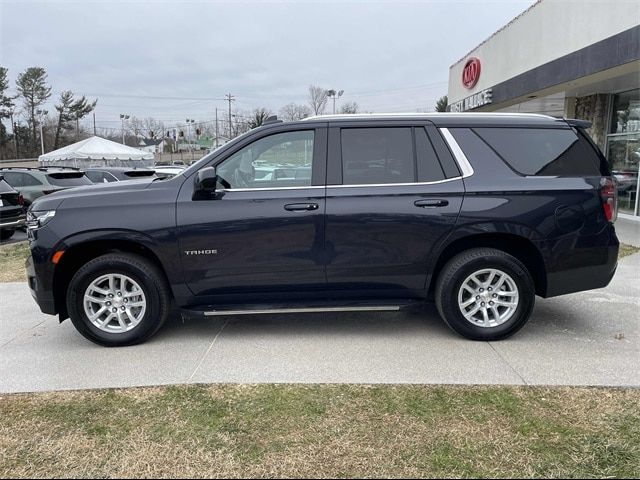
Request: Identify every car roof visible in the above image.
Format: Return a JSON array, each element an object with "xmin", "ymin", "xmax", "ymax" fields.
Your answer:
[
  {"xmin": 0, "ymin": 166, "xmax": 82, "ymax": 173},
  {"xmin": 86, "ymin": 166, "xmax": 154, "ymax": 172}
]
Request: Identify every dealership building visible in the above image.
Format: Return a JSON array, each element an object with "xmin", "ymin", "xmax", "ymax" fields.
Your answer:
[{"xmin": 447, "ymin": 0, "xmax": 640, "ymax": 218}]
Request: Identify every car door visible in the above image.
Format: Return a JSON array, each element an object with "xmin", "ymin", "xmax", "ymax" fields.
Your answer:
[
  {"xmin": 324, "ymin": 121, "xmax": 465, "ymax": 298},
  {"xmin": 176, "ymin": 126, "xmax": 328, "ymax": 301}
]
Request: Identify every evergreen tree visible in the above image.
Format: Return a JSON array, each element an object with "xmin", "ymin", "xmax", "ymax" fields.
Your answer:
[{"xmin": 15, "ymin": 67, "xmax": 52, "ymax": 154}]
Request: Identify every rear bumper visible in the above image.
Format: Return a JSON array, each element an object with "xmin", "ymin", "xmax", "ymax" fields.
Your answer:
[
  {"xmin": 0, "ymin": 214, "xmax": 26, "ymax": 230},
  {"xmin": 543, "ymin": 225, "xmax": 619, "ymax": 298}
]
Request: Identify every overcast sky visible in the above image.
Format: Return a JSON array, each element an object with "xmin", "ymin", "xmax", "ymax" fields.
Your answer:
[{"xmin": 1, "ymin": 0, "xmax": 534, "ymax": 132}]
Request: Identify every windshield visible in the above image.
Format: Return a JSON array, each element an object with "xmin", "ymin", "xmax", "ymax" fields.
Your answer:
[{"xmin": 181, "ymin": 129, "xmax": 256, "ymax": 178}]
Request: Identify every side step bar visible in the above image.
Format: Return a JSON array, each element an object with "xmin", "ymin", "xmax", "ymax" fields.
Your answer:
[{"xmin": 202, "ymin": 305, "xmax": 401, "ymax": 317}]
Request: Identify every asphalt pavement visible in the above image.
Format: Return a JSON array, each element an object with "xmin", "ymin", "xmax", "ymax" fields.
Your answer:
[
  {"xmin": 1, "ymin": 251, "xmax": 638, "ymax": 394},
  {"xmin": 0, "ymin": 229, "xmax": 27, "ymax": 245}
]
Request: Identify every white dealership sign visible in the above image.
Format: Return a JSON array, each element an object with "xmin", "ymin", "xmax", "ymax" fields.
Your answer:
[{"xmin": 449, "ymin": 88, "xmax": 493, "ymax": 112}]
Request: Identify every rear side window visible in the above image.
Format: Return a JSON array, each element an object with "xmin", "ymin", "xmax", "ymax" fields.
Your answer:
[
  {"xmin": 474, "ymin": 128, "xmax": 603, "ymax": 176},
  {"xmin": 341, "ymin": 128, "xmax": 414, "ymax": 185},
  {"xmin": 415, "ymin": 128, "xmax": 446, "ymax": 182},
  {"xmin": 2, "ymin": 172, "xmax": 42, "ymax": 187},
  {"xmin": 46, "ymin": 172, "xmax": 93, "ymax": 187}
]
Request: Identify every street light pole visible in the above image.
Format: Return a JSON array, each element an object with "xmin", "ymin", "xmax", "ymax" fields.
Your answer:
[
  {"xmin": 326, "ymin": 89, "xmax": 344, "ymax": 114},
  {"xmin": 36, "ymin": 109, "xmax": 48, "ymax": 155},
  {"xmin": 120, "ymin": 114, "xmax": 130, "ymax": 145}
]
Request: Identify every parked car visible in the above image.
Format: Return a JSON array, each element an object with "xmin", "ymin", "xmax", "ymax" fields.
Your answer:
[
  {"xmin": 0, "ymin": 174, "xmax": 25, "ymax": 241},
  {"xmin": 85, "ymin": 167, "xmax": 156, "ymax": 184},
  {"xmin": 25, "ymin": 113, "xmax": 619, "ymax": 346},
  {"xmin": 153, "ymin": 166, "xmax": 185, "ymax": 180},
  {"xmin": 0, "ymin": 167, "xmax": 93, "ymax": 206}
]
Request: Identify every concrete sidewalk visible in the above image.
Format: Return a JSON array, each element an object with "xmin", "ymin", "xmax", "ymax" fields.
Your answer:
[
  {"xmin": 0, "ymin": 253, "xmax": 638, "ymax": 394},
  {"xmin": 617, "ymin": 216, "xmax": 640, "ymax": 247}
]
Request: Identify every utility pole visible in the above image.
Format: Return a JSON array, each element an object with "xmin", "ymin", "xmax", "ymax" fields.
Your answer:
[
  {"xmin": 225, "ymin": 93, "xmax": 235, "ymax": 139},
  {"xmin": 215, "ymin": 107, "xmax": 219, "ymax": 148}
]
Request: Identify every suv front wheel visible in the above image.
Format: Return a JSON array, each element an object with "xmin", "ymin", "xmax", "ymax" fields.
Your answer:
[
  {"xmin": 435, "ymin": 248, "xmax": 535, "ymax": 341},
  {"xmin": 66, "ymin": 253, "xmax": 171, "ymax": 346}
]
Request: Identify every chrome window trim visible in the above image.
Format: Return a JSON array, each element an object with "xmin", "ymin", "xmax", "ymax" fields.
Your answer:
[
  {"xmin": 328, "ymin": 177, "xmax": 462, "ymax": 188},
  {"xmin": 219, "ymin": 177, "xmax": 465, "ymax": 192},
  {"xmin": 439, "ymin": 127, "xmax": 474, "ymax": 178},
  {"xmin": 218, "ymin": 185, "xmax": 324, "ymax": 192}
]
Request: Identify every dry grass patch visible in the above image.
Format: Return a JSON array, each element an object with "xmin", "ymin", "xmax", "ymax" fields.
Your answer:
[
  {"xmin": 1, "ymin": 385, "xmax": 639, "ymax": 478},
  {"xmin": 0, "ymin": 241, "xmax": 29, "ymax": 282},
  {"xmin": 619, "ymin": 242, "xmax": 640, "ymax": 259}
]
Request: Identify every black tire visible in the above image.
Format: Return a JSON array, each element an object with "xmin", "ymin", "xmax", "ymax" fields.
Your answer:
[
  {"xmin": 0, "ymin": 229, "xmax": 15, "ymax": 241},
  {"xmin": 66, "ymin": 253, "xmax": 171, "ymax": 347},
  {"xmin": 435, "ymin": 248, "xmax": 535, "ymax": 341}
]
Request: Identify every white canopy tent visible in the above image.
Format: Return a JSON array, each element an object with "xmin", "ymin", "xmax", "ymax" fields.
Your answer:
[{"xmin": 38, "ymin": 136, "xmax": 154, "ymax": 167}]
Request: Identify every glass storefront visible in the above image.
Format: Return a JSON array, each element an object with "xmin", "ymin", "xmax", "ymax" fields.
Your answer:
[{"xmin": 607, "ymin": 88, "xmax": 640, "ymax": 216}]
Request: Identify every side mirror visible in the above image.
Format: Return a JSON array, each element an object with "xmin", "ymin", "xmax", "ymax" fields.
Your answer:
[{"xmin": 193, "ymin": 166, "xmax": 219, "ymax": 200}]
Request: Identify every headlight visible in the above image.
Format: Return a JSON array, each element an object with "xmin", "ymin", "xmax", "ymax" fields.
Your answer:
[{"xmin": 26, "ymin": 210, "xmax": 56, "ymax": 231}]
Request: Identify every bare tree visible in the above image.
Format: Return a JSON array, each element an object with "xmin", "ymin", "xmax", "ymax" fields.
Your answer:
[
  {"xmin": 308, "ymin": 85, "xmax": 328, "ymax": 116},
  {"xmin": 339, "ymin": 102, "xmax": 359, "ymax": 114},
  {"xmin": 279, "ymin": 103, "xmax": 311, "ymax": 121},
  {"xmin": 248, "ymin": 107, "xmax": 272, "ymax": 129},
  {"xmin": 126, "ymin": 117, "xmax": 165, "ymax": 145}
]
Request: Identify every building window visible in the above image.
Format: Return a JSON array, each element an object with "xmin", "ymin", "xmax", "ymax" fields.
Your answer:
[{"xmin": 607, "ymin": 88, "xmax": 640, "ymax": 216}]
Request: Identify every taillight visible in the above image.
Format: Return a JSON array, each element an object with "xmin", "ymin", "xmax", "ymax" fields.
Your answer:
[
  {"xmin": 18, "ymin": 194, "xmax": 24, "ymax": 206},
  {"xmin": 600, "ymin": 177, "xmax": 617, "ymax": 223}
]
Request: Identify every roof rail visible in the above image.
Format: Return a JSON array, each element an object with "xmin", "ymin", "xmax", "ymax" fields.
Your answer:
[
  {"xmin": 565, "ymin": 118, "xmax": 592, "ymax": 129},
  {"xmin": 263, "ymin": 115, "xmax": 283, "ymax": 126}
]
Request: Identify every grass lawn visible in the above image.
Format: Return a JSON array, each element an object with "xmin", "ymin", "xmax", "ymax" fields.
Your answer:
[
  {"xmin": 1, "ymin": 384, "xmax": 638, "ymax": 478},
  {"xmin": 1, "ymin": 240, "xmax": 638, "ymax": 284},
  {"xmin": 0, "ymin": 241, "xmax": 29, "ymax": 282}
]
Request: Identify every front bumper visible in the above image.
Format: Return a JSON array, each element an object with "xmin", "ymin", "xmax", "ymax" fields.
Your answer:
[{"xmin": 26, "ymin": 253, "xmax": 57, "ymax": 315}]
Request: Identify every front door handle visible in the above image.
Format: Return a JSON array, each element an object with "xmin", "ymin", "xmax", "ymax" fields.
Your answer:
[
  {"xmin": 284, "ymin": 203, "xmax": 319, "ymax": 212},
  {"xmin": 414, "ymin": 199, "xmax": 449, "ymax": 208}
]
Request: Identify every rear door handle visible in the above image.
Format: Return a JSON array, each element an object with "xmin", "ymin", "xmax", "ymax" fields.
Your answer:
[
  {"xmin": 284, "ymin": 203, "xmax": 319, "ymax": 211},
  {"xmin": 414, "ymin": 199, "xmax": 449, "ymax": 208}
]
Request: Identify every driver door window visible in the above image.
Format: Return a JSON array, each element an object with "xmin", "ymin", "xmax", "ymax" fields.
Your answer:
[{"xmin": 217, "ymin": 130, "xmax": 314, "ymax": 189}]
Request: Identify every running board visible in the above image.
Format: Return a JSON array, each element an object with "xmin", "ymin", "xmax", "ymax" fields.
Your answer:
[
  {"xmin": 179, "ymin": 300, "xmax": 419, "ymax": 318},
  {"xmin": 202, "ymin": 305, "xmax": 401, "ymax": 317}
]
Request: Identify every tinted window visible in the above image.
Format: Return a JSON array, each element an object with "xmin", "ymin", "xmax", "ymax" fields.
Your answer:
[
  {"xmin": 415, "ymin": 128, "xmax": 445, "ymax": 182},
  {"xmin": 474, "ymin": 128, "xmax": 602, "ymax": 176},
  {"xmin": 86, "ymin": 171, "xmax": 106, "ymax": 183},
  {"xmin": 2, "ymin": 172, "xmax": 42, "ymax": 187},
  {"xmin": 341, "ymin": 128, "xmax": 414, "ymax": 185},
  {"xmin": 46, "ymin": 172, "xmax": 93, "ymax": 187},
  {"xmin": 217, "ymin": 130, "xmax": 314, "ymax": 189},
  {"xmin": 1, "ymin": 172, "xmax": 23, "ymax": 187}
]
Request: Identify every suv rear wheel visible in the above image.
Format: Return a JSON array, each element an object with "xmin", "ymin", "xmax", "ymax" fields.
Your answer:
[
  {"xmin": 66, "ymin": 253, "xmax": 170, "ymax": 346},
  {"xmin": 435, "ymin": 248, "xmax": 535, "ymax": 340}
]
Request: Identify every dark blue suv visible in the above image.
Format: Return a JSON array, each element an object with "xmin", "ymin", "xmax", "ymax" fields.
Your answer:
[{"xmin": 25, "ymin": 113, "xmax": 619, "ymax": 346}]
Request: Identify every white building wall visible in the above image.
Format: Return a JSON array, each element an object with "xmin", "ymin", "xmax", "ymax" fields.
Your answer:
[{"xmin": 448, "ymin": 0, "xmax": 640, "ymax": 104}]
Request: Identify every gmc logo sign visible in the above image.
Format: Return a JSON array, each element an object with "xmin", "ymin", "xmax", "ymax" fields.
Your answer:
[{"xmin": 462, "ymin": 58, "xmax": 481, "ymax": 89}]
